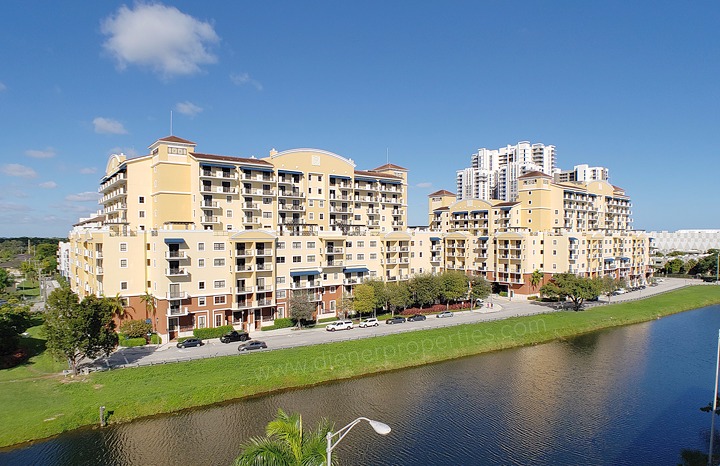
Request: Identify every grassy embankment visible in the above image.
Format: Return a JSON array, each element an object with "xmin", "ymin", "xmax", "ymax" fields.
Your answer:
[{"xmin": 1, "ymin": 285, "xmax": 720, "ymax": 448}]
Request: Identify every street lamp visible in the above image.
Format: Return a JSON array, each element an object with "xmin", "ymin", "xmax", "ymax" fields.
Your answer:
[{"xmin": 326, "ymin": 417, "xmax": 391, "ymax": 465}]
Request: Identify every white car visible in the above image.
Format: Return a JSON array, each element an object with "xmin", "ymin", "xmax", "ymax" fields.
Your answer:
[
  {"xmin": 358, "ymin": 318, "xmax": 379, "ymax": 328},
  {"xmin": 326, "ymin": 320, "xmax": 354, "ymax": 331}
]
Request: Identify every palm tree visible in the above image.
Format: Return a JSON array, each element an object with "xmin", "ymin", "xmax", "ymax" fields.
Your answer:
[
  {"xmin": 140, "ymin": 292, "xmax": 156, "ymax": 330},
  {"xmin": 107, "ymin": 293, "xmax": 127, "ymax": 320},
  {"xmin": 234, "ymin": 409, "xmax": 334, "ymax": 466},
  {"xmin": 530, "ymin": 269, "xmax": 543, "ymax": 291}
]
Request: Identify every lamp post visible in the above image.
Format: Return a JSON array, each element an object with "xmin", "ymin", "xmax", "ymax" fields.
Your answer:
[{"xmin": 326, "ymin": 417, "xmax": 391, "ymax": 465}]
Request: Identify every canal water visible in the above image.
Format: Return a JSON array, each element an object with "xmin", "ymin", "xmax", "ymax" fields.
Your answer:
[{"xmin": 2, "ymin": 306, "xmax": 719, "ymax": 465}]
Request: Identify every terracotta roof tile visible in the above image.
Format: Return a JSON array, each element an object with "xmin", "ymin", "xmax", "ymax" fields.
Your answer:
[
  {"xmin": 158, "ymin": 135, "xmax": 196, "ymax": 145},
  {"xmin": 494, "ymin": 201, "xmax": 519, "ymax": 207},
  {"xmin": 373, "ymin": 163, "xmax": 407, "ymax": 171},
  {"xmin": 353, "ymin": 169, "xmax": 402, "ymax": 180},
  {"xmin": 428, "ymin": 189, "xmax": 455, "ymax": 197},
  {"xmin": 192, "ymin": 153, "xmax": 274, "ymax": 166},
  {"xmin": 517, "ymin": 171, "xmax": 551, "ymax": 179},
  {"xmin": 433, "ymin": 206, "xmax": 450, "ymax": 211}
]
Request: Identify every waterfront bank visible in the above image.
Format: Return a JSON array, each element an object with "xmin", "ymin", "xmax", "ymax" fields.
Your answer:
[{"xmin": 2, "ymin": 285, "xmax": 720, "ymax": 448}]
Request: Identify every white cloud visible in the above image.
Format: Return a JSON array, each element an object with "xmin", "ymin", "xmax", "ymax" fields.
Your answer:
[
  {"xmin": 101, "ymin": 3, "xmax": 220, "ymax": 78},
  {"xmin": 80, "ymin": 167, "xmax": 97, "ymax": 175},
  {"xmin": 93, "ymin": 117, "xmax": 128, "ymax": 134},
  {"xmin": 175, "ymin": 101, "xmax": 203, "ymax": 117},
  {"xmin": 65, "ymin": 192, "xmax": 100, "ymax": 202},
  {"xmin": 416, "ymin": 182, "xmax": 433, "ymax": 188},
  {"xmin": 0, "ymin": 82, "xmax": 6, "ymax": 92},
  {"xmin": 39, "ymin": 181, "xmax": 58, "ymax": 189},
  {"xmin": 108, "ymin": 147, "xmax": 138, "ymax": 157},
  {"xmin": 0, "ymin": 201, "xmax": 27, "ymax": 212},
  {"xmin": 230, "ymin": 72, "xmax": 263, "ymax": 90},
  {"xmin": 25, "ymin": 147, "xmax": 56, "ymax": 159},
  {"xmin": 1, "ymin": 164, "xmax": 37, "ymax": 178}
]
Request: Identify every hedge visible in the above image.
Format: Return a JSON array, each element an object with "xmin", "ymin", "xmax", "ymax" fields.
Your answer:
[
  {"xmin": 150, "ymin": 333, "xmax": 162, "ymax": 345},
  {"xmin": 119, "ymin": 337, "xmax": 146, "ymax": 348},
  {"xmin": 193, "ymin": 325, "xmax": 233, "ymax": 340},
  {"xmin": 399, "ymin": 302, "xmax": 473, "ymax": 316},
  {"xmin": 261, "ymin": 318, "xmax": 295, "ymax": 331}
]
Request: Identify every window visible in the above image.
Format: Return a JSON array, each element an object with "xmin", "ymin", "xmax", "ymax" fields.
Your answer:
[
  {"xmin": 309, "ymin": 213, "xmax": 314, "ymax": 220},
  {"xmin": 330, "ymin": 286, "xmax": 336, "ymax": 293},
  {"xmin": 198, "ymin": 297, "xmax": 206, "ymax": 306},
  {"xmin": 214, "ymin": 296, "xmax": 226, "ymax": 305},
  {"xmin": 263, "ymin": 197, "xmax": 272, "ymax": 204},
  {"xmin": 227, "ymin": 210, "xmax": 233, "ymax": 218},
  {"xmin": 214, "ymin": 258, "xmax": 225, "ymax": 267},
  {"xmin": 120, "ymin": 243, "xmax": 127, "ymax": 252},
  {"xmin": 345, "ymin": 241, "xmax": 352, "ymax": 248},
  {"xmin": 139, "ymin": 196, "xmax": 145, "ymax": 203},
  {"xmin": 198, "ymin": 315, "xmax": 207, "ymax": 329},
  {"xmin": 215, "ymin": 314, "xmax": 223, "ymax": 327},
  {"xmin": 293, "ymin": 256, "xmax": 302, "ymax": 263},
  {"xmin": 357, "ymin": 241, "xmax": 365, "ymax": 248},
  {"xmin": 276, "ymin": 276, "xmax": 286, "ymax": 284},
  {"xmin": 330, "ymin": 300, "xmax": 336, "ymax": 311},
  {"xmin": 198, "ymin": 243, "xmax": 205, "ymax": 251},
  {"xmin": 277, "ymin": 242, "xmax": 285, "ymax": 249},
  {"xmin": 319, "ymin": 213, "xmax": 324, "ymax": 220},
  {"xmin": 276, "ymin": 256, "xmax": 285, "ymax": 263},
  {"xmin": 139, "ymin": 211, "xmax": 145, "ymax": 218},
  {"xmin": 370, "ymin": 241, "xmax": 377, "ymax": 247},
  {"xmin": 307, "ymin": 255, "xmax": 316, "ymax": 262},
  {"xmin": 292, "ymin": 242, "xmax": 301, "ymax": 249},
  {"xmin": 370, "ymin": 253, "xmax": 377, "ymax": 260},
  {"xmin": 357, "ymin": 254, "xmax": 364, "ymax": 260},
  {"xmin": 263, "ymin": 212, "xmax": 272, "ymax": 218},
  {"xmin": 319, "ymin": 200, "xmax": 324, "ymax": 207},
  {"xmin": 214, "ymin": 280, "xmax": 225, "ymax": 289},
  {"xmin": 309, "ymin": 199, "xmax": 314, "ymax": 206},
  {"xmin": 307, "ymin": 241, "xmax": 316, "ymax": 249},
  {"xmin": 346, "ymin": 254, "xmax": 352, "ymax": 260},
  {"xmin": 213, "ymin": 243, "xmax": 225, "ymax": 251},
  {"xmin": 355, "ymin": 215, "xmax": 361, "ymax": 221},
  {"xmin": 120, "ymin": 281, "xmax": 128, "ymax": 290},
  {"xmin": 120, "ymin": 259, "xmax": 128, "ymax": 268},
  {"xmin": 277, "ymin": 290, "xmax": 286, "ymax": 299}
]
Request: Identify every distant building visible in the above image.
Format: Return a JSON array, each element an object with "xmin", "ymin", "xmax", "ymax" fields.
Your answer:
[
  {"xmin": 554, "ymin": 164, "xmax": 609, "ymax": 183},
  {"xmin": 648, "ymin": 230, "xmax": 720, "ymax": 253}
]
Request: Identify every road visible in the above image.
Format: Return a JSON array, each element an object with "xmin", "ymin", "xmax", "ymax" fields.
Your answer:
[{"xmin": 90, "ymin": 277, "xmax": 695, "ymax": 370}]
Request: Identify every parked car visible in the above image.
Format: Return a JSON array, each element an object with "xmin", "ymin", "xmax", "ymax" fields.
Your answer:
[
  {"xmin": 326, "ymin": 320, "xmax": 354, "ymax": 331},
  {"xmin": 406, "ymin": 314, "xmax": 426, "ymax": 322},
  {"xmin": 177, "ymin": 338, "xmax": 204, "ymax": 348},
  {"xmin": 238, "ymin": 340, "xmax": 267, "ymax": 352},
  {"xmin": 359, "ymin": 318, "xmax": 379, "ymax": 328},
  {"xmin": 436, "ymin": 311, "xmax": 454, "ymax": 318},
  {"xmin": 612, "ymin": 288, "xmax": 627, "ymax": 296},
  {"xmin": 386, "ymin": 316, "xmax": 406, "ymax": 324},
  {"xmin": 220, "ymin": 330, "xmax": 250, "ymax": 343}
]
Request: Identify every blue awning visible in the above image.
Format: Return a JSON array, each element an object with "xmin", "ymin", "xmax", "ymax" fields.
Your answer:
[
  {"xmin": 241, "ymin": 166, "xmax": 273, "ymax": 173},
  {"xmin": 430, "ymin": 237, "xmax": 441, "ymax": 241},
  {"xmin": 202, "ymin": 163, "xmax": 236, "ymax": 169},
  {"xmin": 604, "ymin": 258, "xmax": 615, "ymax": 262},
  {"xmin": 619, "ymin": 257, "xmax": 630, "ymax": 261},
  {"xmin": 290, "ymin": 270, "xmax": 321, "ymax": 277},
  {"xmin": 381, "ymin": 180, "xmax": 402, "ymax": 185},
  {"xmin": 278, "ymin": 170, "xmax": 303, "ymax": 175},
  {"xmin": 330, "ymin": 175, "xmax": 352, "ymax": 180},
  {"xmin": 470, "ymin": 210, "xmax": 488, "ymax": 214},
  {"xmin": 454, "ymin": 211, "xmax": 468, "ymax": 215},
  {"xmin": 164, "ymin": 238, "xmax": 185, "ymax": 244},
  {"xmin": 355, "ymin": 176, "xmax": 378, "ymax": 182},
  {"xmin": 569, "ymin": 237, "xmax": 578, "ymax": 241},
  {"xmin": 344, "ymin": 267, "xmax": 369, "ymax": 274},
  {"xmin": 500, "ymin": 206, "xmax": 513, "ymax": 210},
  {"xmin": 478, "ymin": 236, "xmax": 489, "ymax": 241}
]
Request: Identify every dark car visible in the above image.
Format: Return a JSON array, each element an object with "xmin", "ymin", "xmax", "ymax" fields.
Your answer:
[
  {"xmin": 220, "ymin": 330, "xmax": 250, "ymax": 343},
  {"xmin": 238, "ymin": 340, "xmax": 268, "ymax": 352},
  {"xmin": 386, "ymin": 316, "xmax": 406, "ymax": 324},
  {"xmin": 177, "ymin": 338, "xmax": 204, "ymax": 348},
  {"xmin": 407, "ymin": 314, "xmax": 426, "ymax": 322}
]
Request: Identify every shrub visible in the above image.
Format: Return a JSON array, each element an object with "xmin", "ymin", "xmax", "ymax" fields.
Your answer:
[
  {"xmin": 119, "ymin": 337, "xmax": 146, "ymax": 347},
  {"xmin": 273, "ymin": 318, "xmax": 294, "ymax": 329},
  {"xmin": 150, "ymin": 333, "xmax": 161, "ymax": 344},
  {"xmin": 193, "ymin": 325, "xmax": 233, "ymax": 340},
  {"xmin": 317, "ymin": 317, "xmax": 337, "ymax": 323},
  {"xmin": 119, "ymin": 319, "xmax": 152, "ymax": 338},
  {"xmin": 527, "ymin": 295, "xmax": 539, "ymax": 301},
  {"xmin": 177, "ymin": 336, "xmax": 189, "ymax": 343},
  {"xmin": 499, "ymin": 291, "xmax": 508, "ymax": 297}
]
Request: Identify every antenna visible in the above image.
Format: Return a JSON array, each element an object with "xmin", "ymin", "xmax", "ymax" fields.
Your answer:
[{"xmin": 170, "ymin": 110, "xmax": 173, "ymax": 135}]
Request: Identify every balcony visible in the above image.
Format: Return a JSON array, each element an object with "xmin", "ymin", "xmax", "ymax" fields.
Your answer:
[
  {"xmin": 96, "ymin": 267, "xmax": 104, "ymax": 275},
  {"xmin": 235, "ymin": 249, "xmax": 254, "ymax": 257},
  {"xmin": 291, "ymin": 281, "xmax": 322, "ymax": 289},
  {"xmin": 278, "ymin": 190, "xmax": 304, "ymax": 198},
  {"xmin": 201, "ymin": 200, "xmax": 220, "ymax": 209},
  {"xmin": 325, "ymin": 247, "xmax": 344, "ymax": 254},
  {"xmin": 166, "ymin": 291, "xmax": 188, "ymax": 300},
  {"xmin": 256, "ymin": 263, "xmax": 273, "ymax": 272},
  {"xmin": 236, "ymin": 286, "xmax": 254, "ymax": 294},
  {"xmin": 242, "ymin": 217, "xmax": 261, "ymax": 225},
  {"xmin": 279, "ymin": 204, "xmax": 305, "ymax": 211},
  {"xmin": 255, "ymin": 284, "xmax": 273, "ymax": 292},
  {"xmin": 236, "ymin": 264, "xmax": 254, "ymax": 272},
  {"xmin": 201, "ymin": 216, "xmax": 220, "ymax": 224},
  {"xmin": 255, "ymin": 249, "xmax": 272, "ymax": 257},
  {"xmin": 233, "ymin": 301, "xmax": 254, "ymax": 310},
  {"xmin": 167, "ymin": 306, "xmax": 189, "ymax": 317},
  {"xmin": 165, "ymin": 251, "xmax": 187, "ymax": 260},
  {"xmin": 243, "ymin": 202, "xmax": 260, "ymax": 210},
  {"xmin": 257, "ymin": 298, "xmax": 274, "ymax": 306},
  {"xmin": 165, "ymin": 268, "xmax": 189, "ymax": 277},
  {"xmin": 326, "ymin": 260, "xmax": 343, "ymax": 267}
]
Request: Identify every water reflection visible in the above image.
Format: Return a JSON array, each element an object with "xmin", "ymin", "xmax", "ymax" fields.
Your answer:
[{"xmin": 2, "ymin": 305, "xmax": 719, "ymax": 466}]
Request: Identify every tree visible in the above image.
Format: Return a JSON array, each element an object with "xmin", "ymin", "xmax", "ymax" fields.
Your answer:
[
  {"xmin": 0, "ymin": 299, "xmax": 32, "ymax": 356},
  {"xmin": 540, "ymin": 273, "xmax": 602, "ymax": 311},
  {"xmin": 440, "ymin": 271, "xmax": 468, "ymax": 308},
  {"xmin": 336, "ymin": 289, "xmax": 354, "ymax": 319},
  {"xmin": 0, "ymin": 268, "xmax": 14, "ymax": 294},
  {"xmin": 409, "ymin": 273, "xmax": 440, "ymax": 309},
  {"xmin": 367, "ymin": 279, "xmax": 388, "ymax": 314},
  {"xmin": 44, "ymin": 287, "xmax": 118, "ymax": 375},
  {"xmin": 352, "ymin": 283, "xmax": 376, "ymax": 316},
  {"xmin": 119, "ymin": 319, "xmax": 152, "ymax": 338},
  {"xmin": 663, "ymin": 258, "xmax": 684, "ymax": 275},
  {"xmin": 139, "ymin": 292, "xmax": 156, "ymax": 330},
  {"xmin": 600, "ymin": 275, "xmax": 624, "ymax": 301},
  {"xmin": 234, "ymin": 409, "xmax": 333, "ymax": 466},
  {"xmin": 107, "ymin": 293, "xmax": 128, "ymax": 320},
  {"xmin": 469, "ymin": 275, "xmax": 491, "ymax": 308},
  {"xmin": 530, "ymin": 270, "xmax": 544, "ymax": 291},
  {"xmin": 387, "ymin": 281, "xmax": 412, "ymax": 315},
  {"xmin": 20, "ymin": 260, "xmax": 37, "ymax": 282},
  {"xmin": 288, "ymin": 292, "xmax": 315, "ymax": 328}
]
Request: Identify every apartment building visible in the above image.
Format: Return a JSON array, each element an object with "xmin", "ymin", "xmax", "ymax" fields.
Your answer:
[
  {"xmin": 456, "ymin": 142, "xmax": 558, "ymax": 202},
  {"xmin": 431, "ymin": 171, "xmax": 650, "ymax": 297},
  {"xmin": 67, "ymin": 136, "xmax": 445, "ymax": 340},
  {"xmin": 554, "ymin": 164, "xmax": 609, "ymax": 183}
]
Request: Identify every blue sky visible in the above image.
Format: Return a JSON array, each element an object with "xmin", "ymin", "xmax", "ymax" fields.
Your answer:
[{"xmin": 1, "ymin": 1, "xmax": 718, "ymax": 237}]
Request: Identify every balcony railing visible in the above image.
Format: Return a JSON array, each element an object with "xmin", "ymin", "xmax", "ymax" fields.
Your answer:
[
  {"xmin": 165, "ymin": 268, "xmax": 189, "ymax": 276},
  {"xmin": 201, "ymin": 216, "xmax": 220, "ymax": 223},
  {"xmin": 165, "ymin": 251, "xmax": 187, "ymax": 259},
  {"xmin": 166, "ymin": 291, "xmax": 188, "ymax": 300},
  {"xmin": 167, "ymin": 306, "xmax": 189, "ymax": 317}
]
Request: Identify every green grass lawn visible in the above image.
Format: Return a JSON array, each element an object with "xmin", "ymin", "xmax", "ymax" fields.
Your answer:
[{"xmin": 1, "ymin": 285, "xmax": 720, "ymax": 448}]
